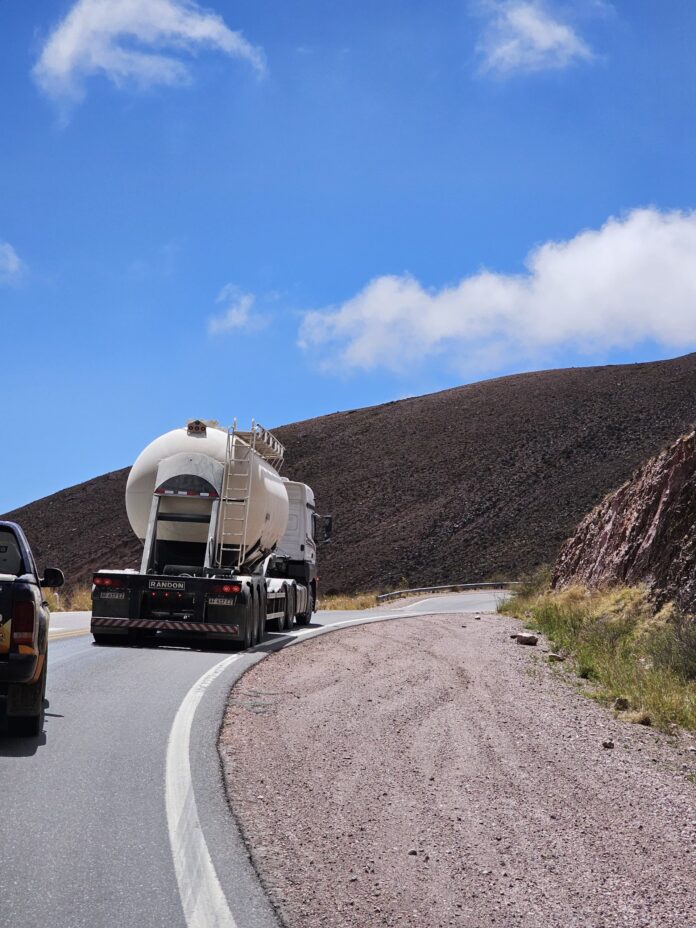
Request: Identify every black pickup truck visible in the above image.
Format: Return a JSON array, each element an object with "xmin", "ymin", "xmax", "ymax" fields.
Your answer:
[{"xmin": 0, "ymin": 521, "xmax": 64, "ymax": 736}]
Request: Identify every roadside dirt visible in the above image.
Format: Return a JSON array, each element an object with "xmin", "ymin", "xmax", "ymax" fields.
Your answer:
[{"xmin": 219, "ymin": 613, "xmax": 696, "ymax": 928}]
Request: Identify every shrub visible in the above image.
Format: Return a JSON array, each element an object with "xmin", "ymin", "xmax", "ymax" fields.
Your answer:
[{"xmin": 501, "ymin": 582, "xmax": 696, "ymax": 730}]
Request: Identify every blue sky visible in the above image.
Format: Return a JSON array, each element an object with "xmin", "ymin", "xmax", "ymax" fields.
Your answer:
[{"xmin": 1, "ymin": 1, "xmax": 696, "ymax": 511}]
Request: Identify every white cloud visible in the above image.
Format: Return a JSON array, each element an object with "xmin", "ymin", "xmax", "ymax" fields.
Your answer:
[
  {"xmin": 34, "ymin": 0, "xmax": 264, "ymax": 102},
  {"xmin": 477, "ymin": 1, "xmax": 593, "ymax": 75},
  {"xmin": 208, "ymin": 285, "xmax": 267, "ymax": 334},
  {"xmin": 0, "ymin": 242, "xmax": 24, "ymax": 284},
  {"xmin": 299, "ymin": 209, "xmax": 696, "ymax": 376}
]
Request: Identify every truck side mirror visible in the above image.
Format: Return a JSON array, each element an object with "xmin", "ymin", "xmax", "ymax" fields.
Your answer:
[
  {"xmin": 323, "ymin": 515, "xmax": 333, "ymax": 543},
  {"xmin": 41, "ymin": 567, "xmax": 65, "ymax": 589}
]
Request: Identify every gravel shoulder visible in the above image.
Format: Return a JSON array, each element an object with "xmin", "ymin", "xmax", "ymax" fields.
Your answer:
[{"xmin": 219, "ymin": 612, "xmax": 696, "ymax": 928}]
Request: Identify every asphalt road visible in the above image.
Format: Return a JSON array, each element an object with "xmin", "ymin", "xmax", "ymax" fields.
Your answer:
[{"xmin": 0, "ymin": 591, "xmax": 503, "ymax": 928}]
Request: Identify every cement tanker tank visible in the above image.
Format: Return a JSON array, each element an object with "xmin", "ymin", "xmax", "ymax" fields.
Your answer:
[{"xmin": 125, "ymin": 423, "xmax": 289, "ymax": 564}]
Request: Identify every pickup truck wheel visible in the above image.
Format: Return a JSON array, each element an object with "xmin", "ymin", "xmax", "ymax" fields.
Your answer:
[{"xmin": 8, "ymin": 663, "xmax": 46, "ymax": 737}]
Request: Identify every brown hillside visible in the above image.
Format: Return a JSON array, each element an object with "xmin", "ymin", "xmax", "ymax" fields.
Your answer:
[
  {"xmin": 5, "ymin": 353, "xmax": 696, "ymax": 592},
  {"xmin": 553, "ymin": 429, "xmax": 696, "ymax": 610}
]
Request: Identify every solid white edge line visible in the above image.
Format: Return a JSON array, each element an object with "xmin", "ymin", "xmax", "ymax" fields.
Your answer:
[
  {"xmin": 164, "ymin": 614, "xmax": 405, "ymax": 928},
  {"xmin": 166, "ymin": 654, "xmax": 241, "ymax": 928},
  {"xmin": 398, "ymin": 596, "xmax": 443, "ymax": 610},
  {"xmin": 166, "ymin": 603, "xmax": 496, "ymax": 928}
]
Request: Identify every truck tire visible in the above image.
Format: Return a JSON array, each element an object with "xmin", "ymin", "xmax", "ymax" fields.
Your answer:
[
  {"xmin": 284, "ymin": 587, "xmax": 295, "ymax": 631},
  {"xmin": 247, "ymin": 595, "xmax": 257, "ymax": 649},
  {"xmin": 130, "ymin": 629, "xmax": 157, "ymax": 646},
  {"xmin": 93, "ymin": 633, "xmax": 120, "ymax": 646},
  {"xmin": 8, "ymin": 662, "xmax": 46, "ymax": 737},
  {"xmin": 269, "ymin": 587, "xmax": 287, "ymax": 633},
  {"xmin": 295, "ymin": 587, "xmax": 314, "ymax": 626},
  {"xmin": 257, "ymin": 589, "xmax": 267, "ymax": 643}
]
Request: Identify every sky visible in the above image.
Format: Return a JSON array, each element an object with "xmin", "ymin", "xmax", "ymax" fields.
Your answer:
[{"xmin": 1, "ymin": 0, "xmax": 696, "ymax": 511}]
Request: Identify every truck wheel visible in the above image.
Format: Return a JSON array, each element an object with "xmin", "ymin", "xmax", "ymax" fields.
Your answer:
[
  {"xmin": 8, "ymin": 662, "xmax": 46, "ymax": 737},
  {"xmin": 295, "ymin": 589, "xmax": 314, "ymax": 627},
  {"xmin": 284, "ymin": 588, "xmax": 295, "ymax": 630},
  {"xmin": 257, "ymin": 591, "xmax": 267, "ymax": 643},
  {"xmin": 269, "ymin": 587, "xmax": 287, "ymax": 633},
  {"xmin": 129, "ymin": 629, "xmax": 157, "ymax": 647},
  {"xmin": 93, "ymin": 633, "xmax": 119, "ymax": 646},
  {"xmin": 248, "ymin": 596, "xmax": 258, "ymax": 648}
]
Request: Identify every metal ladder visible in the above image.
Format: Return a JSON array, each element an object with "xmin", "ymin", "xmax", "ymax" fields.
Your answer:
[{"xmin": 215, "ymin": 419, "xmax": 254, "ymax": 569}]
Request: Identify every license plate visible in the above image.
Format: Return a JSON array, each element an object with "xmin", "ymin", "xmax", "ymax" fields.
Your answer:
[
  {"xmin": 99, "ymin": 591, "xmax": 126, "ymax": 600},
  {"xmin": 208, "ymin": 597, "xmax": 236, "ymax": 606}
]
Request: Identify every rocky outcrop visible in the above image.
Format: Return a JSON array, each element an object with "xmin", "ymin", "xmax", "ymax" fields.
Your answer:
[{"xmin": 553, "ymin": 430, "xmax": 696, "ymax": 610}]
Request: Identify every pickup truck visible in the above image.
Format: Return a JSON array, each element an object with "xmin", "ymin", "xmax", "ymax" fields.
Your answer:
[{"xmin": 0, "ymin": 521, "xmax": 64, "ymax": 736}]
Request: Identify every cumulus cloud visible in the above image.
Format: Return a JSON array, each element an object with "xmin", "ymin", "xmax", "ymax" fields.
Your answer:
[
  {"xmin": 299, "ymin": 209, "xmax": 696, "ymax": 376},
  {"xmin": 0, "ymin": 242, "xmax": 24, "ymax": 284},
  {"xmin": 34, "ymin": 0, "xmax": 264, "ymax": 102},
  {"xmin": 208, "ymin": 285, "xmax": 267, "ymax": 334},
  {"xmin": 477, "ymin": 1, "xmax": 593, "ymax": 75}
]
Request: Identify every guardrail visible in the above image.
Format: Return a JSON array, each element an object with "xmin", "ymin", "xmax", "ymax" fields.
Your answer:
[{"xmin": 376, "ymin": 582, "xmax": 520, "ymax": 602}]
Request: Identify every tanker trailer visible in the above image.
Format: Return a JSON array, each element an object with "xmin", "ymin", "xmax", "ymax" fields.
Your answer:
[{"xmin": 90, "ymin": 419, "xmax": 330, "ymax": 649}]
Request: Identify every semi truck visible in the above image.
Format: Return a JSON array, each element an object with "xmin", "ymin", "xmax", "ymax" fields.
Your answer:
[{"xmin": 90, "ymin": 420, "xmax": 331, "ymax": 649}]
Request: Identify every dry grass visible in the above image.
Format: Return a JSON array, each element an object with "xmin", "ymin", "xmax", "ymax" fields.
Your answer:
[
  {"xmin": 500, "ymin": 576, "xmax": 696, "ymax": 731},
  {"xmin": 317, "ymin": 591, "xmax": 380, "ymax": 611},
  {"xmin": 48, "ymin": 584, "xmax": 381, "ymax": 613},
  {"xmin": 45, "ymin": 583, "xmax": 92, "ymax": 612}
]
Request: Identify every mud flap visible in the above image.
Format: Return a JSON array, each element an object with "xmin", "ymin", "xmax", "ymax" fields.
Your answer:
[{"xmin": 7, "ymin": 678, "xmax": 43, "ymax": 717}]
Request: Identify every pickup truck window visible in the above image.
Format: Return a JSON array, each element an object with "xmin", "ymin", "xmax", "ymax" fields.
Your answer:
[{"xmin": 0, "ymin": 528, "xmax": 24, "ymax": 576}]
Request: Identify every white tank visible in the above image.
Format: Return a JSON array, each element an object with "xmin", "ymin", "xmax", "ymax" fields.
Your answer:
[{"xmin": 126, "ymin": 425, "xmax": 289, "ymax": 558}]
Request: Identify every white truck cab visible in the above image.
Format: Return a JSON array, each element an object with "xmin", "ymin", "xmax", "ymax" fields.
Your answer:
[{"xmin": 276, "ymin": 481, "xmax": 317, "ymax": 566}]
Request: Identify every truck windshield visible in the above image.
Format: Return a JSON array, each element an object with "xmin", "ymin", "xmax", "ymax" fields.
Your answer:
[{"xmin": 0, "ymin": 529, "xmax": 24, "ymax": 576}]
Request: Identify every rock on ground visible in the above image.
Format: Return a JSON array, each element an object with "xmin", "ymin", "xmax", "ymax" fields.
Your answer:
[{"xmin": 219, "ymin": 613, "xmax": 696, "ymax": 928}]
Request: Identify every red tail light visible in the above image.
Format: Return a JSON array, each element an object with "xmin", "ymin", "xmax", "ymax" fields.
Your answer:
[
  {"xmin": 93, "ymin": 576, "xmax": 123, "ymax": 589},
  {"xmin": 211, "ymin": 583, "xmax": 241, "ymax": 595},
  {"xmin": 12, "ymin": 600, "xmax": 35, "ymax": 645}
]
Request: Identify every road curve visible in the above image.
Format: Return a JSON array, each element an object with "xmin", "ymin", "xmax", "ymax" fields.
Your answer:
[{"xmin": 1, "ymin": 591, "xmax": 500, "ymax": 928}]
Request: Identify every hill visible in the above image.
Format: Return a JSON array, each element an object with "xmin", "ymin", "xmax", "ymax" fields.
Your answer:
[{"xmin": 5, "ymin": 353, "xmax": 696, "ymax": 593}]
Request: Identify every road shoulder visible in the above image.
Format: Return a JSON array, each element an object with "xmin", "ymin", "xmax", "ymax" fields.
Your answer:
[{"xmin": 219, "ymin": 611, "xmax": 696, "ymax": 928}]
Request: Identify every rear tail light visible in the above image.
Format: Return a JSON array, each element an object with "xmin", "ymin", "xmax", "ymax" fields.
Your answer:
[
  {"xmin": 93, "ymin": 576, "xmax": 123, "ymax": 589},
  {"xmin": 12, "ymin": 601, "xmax": 35, "ymax": 645},
  {"xmin": 211, "ymin": 583, "xmax": 241, "ymax": 595}
]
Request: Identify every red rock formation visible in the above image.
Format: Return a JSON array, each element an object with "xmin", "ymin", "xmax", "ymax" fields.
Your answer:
[{"xmin": 553, "ymin": 430, "xmax": 696, "ymax": 609}]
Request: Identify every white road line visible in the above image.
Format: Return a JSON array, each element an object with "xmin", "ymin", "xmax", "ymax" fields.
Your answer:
[
  {"xmin": 285, "ymin": 612, "xmax": 406, "ymax": 643},
  {"xmin": 397, "ymin": 596, "xmax": 444, "ymax": 610},
  {"xmin": 166, "ymin": 655, "xmax": 241, "ymax": 928},
  {"xmin": 165, "ymin": 605, "xmax": 484, "ymax": 928}
]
